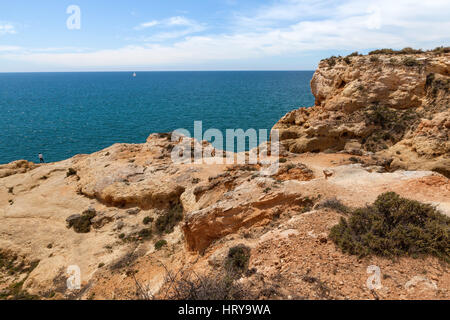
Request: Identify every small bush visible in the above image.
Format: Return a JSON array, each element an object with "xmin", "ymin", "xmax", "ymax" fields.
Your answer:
[
  {"xmin": 402, "ymin": 57, "xmax": 419, "ymax": 67},
  {"xmin": 66, "ymin": 168, "xmax": 77, "ymax": 177},
  {"xmin": 317, "ymin": 198, "xmax": 350, "ymax": 214},
  {"xmin": 349, "ymin": 156, "xmax": 363, "ymax": 164},
  {"xmin": 369, "ymin": 48, "xmax": 396, "ymax": 55},
  {"xmin": 365, "ymin": 105, "xmax": 397, "ymax": 128},
  {"xmin": 327, "ymin": 57, "xmax": 337, "ymax": 67},
  {"xmin": 369, "ymin": 48, "xmax": 424, "ymax": 55},
  {"xmin": 138, "ymin": 228, "xmax": 152, "ymax": 239},
  {"xmin": 286, "ymin": 164, "xmax": 295, "ymax": 171},
  {"xmin": 67, "ymin": 209, "xmax": 96, "ymax": 233},
  {"xmin": 154, "ymin": 240, "xmax": 168, "ymax": 250},
  {"xmin": 279, "ymin": 158, "xmax": 287, "ymax": 163},
  {"xmin": 0, "ymin": 281, "xmax": 40, "ymax": 300},
  {"xmin": 225, "ymin": 244, "xmax": 251, "ymax": 276},
  {"xmin": 239, "ymin": 165, "xmax": 258, "ymax": 172},
  {"xmin": 143, "ymin": 216, "xmax": 153, "ymax": 225},
  {"xmin": 329, "ymin": 192, "xmax": 450, "ymax": 262},
  {"xmin": 347, "ymin": 51, "xmax": 360, "ymax": 57},
  {"xmin": 369, "ymin": 56, "xmax": 380, "ymax": 63},
  {"xmin": 155, "ymin": 203, "xmax": 183, "ymax": 234},
  {"xmin": 432, "ymin": 46, "xmax": 450, "ymax": 54},
  {"xmin": 163, "ymin": 272, "xmax": 246, "ymax": 300},
  {"xmin": 399, "ymin": 47, "xmax": 423, "ymax": 54}
]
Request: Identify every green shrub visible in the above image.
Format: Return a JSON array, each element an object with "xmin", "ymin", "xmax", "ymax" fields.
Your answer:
[
  {"xmin": 66, "ymin": 168, "xmax": 77, "ymax": 177},
  {"xmin": 365, "ymin": 105, "xmax": 393, "ymax": 128},
  {"xmin": 154, "ymin": 240, "xmax": 168, "ymax": 250},
  {"xmin": 162, "ymin": 272, "xmax": 246, "ymax": 300},
  {"xmin": 138, "ymin": 228, "xmax": 152, "ymax": 239},
  {"xmin": 286, "ymin": 164, "xmax": 295, "ymax": 171},
  {"xmin": 432, "ymin": 46, "xmax": 450, "ymax": 54},
  {"xmin": 225, "ymin": 244, "xmax": 251, "ymax": 276},
  {"xmin": 399, "ymin": 47, "xmax": 423, "ymax": 54},
  {"xmin": 369, "ymin": 56, "xmax": 380, "ymax": 63},
  {"xmin": 0, "ymin": 281, "xmax": 40, "ymax": 300},
  {"xmin": 67, "ymin": 209, "xmax": 96, "ymax": 233},
  {"xmin": 317, "ymin": 198, "xmax": 350, "ymax": 214},
  {"xmin": 369, "ymin": 48, "xmax": 396, "ymax": 55},
  {"xmin": 329, "ymin": 192, "xmax": 450, "ymax": 262},
  {"xmin": 155, "ymin": 203, "xmax": 183, "ymax": 234},
  {"xmin": 403, "ymin": 57, "xmax": 419, "ymax": 67},
  {"xmin": 143, "ymin": 216, "xmax": 153, "ymax": 225},
  {"xmin": 348, "ymin": 156, "xmax": 362, "ymax": 164},
  {"xmin": 327, "ymin": 57, "xmax": 337, "ymax": 67},
  {"xmin": 347, "ymin": 51, "xmax": 360, "ymax": 57},
  {"xmin": 369, "ymin": 48, "xmax": 424, "ymax": 55}
]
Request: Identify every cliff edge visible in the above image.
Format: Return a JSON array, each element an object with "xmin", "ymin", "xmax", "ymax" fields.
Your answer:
[
  {"xmin": 274, "ymin": 49, "xmax": 449, "ymax": 176},
  {"xmin": 1, "ymin": 49, "xmax": 449, "ymax": 300}
]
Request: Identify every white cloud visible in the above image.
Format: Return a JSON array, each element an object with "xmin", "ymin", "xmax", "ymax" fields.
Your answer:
[
  {"xmin": 1, "ymin": 0, "xmax": 449, "ymax": 70},
  {"xmin": 133, "ymin": 16, "xmax": 206, "ymax": 40},
  {"xmin": 134, "ymin": 20, "xmax": 159, "ymax": 30},
  {"xmin": 0, "ymin": 45, "xmax": 21, "ymax": 52},
  {"xmin": 0, "ymin": 23, "xmax": 16, "ymax": 35},
  {"xmin": 166, "ymin": 16, "xmax": 193, "ymax": 26}
]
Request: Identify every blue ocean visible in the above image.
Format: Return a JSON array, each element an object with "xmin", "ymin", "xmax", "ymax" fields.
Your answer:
[{"xmin": 0, "ymin": 71, "xmax": 314, "ymax": 164}]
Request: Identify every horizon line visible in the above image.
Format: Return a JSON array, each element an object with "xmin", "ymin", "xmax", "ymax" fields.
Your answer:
[{"xmin": 0, "ymin": 69, "xmax": 315, "ymax": 74}]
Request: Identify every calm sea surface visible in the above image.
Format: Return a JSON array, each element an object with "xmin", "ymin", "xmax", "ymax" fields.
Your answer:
[{"xmin": 0, "ymin": 71, "xmax": 314, "ymax": 164}]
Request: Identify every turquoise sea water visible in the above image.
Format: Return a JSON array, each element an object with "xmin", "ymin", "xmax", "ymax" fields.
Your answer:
[{"xmin": 0, "ymin": 71, "xmax": 314, "ymax": 164}]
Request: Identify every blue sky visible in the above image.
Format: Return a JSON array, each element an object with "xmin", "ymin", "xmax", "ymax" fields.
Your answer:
[{"xmin": 0, "ymin": 0, "xmax": 449, "ymax": 72}]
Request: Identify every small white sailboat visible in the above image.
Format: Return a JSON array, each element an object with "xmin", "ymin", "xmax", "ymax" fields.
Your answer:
[{"xmin": 133, "ymin": 72, "xmax": 136, "ymax": 77}]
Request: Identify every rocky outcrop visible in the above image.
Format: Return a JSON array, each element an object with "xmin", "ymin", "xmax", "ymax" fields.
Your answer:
[
  {"xmin": 1, "ymin": 50, "xmax": 449, "ymax": 300},
  {"xmin": 0, "ymin": 160, "xmax": 37, "ymax": 178},
  {"xmin": 274, "ymin": 50, "xmax": 449, "ymax": 174},
  {"xmin": 183, "ymin": 178, "xmax": 312, "ymax": 252}
]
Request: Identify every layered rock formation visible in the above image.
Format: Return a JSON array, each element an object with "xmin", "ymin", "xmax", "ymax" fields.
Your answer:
[
  {"xmin": 274, "ymin": 50, "xmax": 449, "ymax": 176},
  {"xmin": 0, "ymin": 50, "xmax": 449, "ymax": 300}
]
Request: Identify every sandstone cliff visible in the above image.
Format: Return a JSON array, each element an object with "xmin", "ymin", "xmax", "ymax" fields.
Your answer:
[
  {"xmin": 0, "ymin": 51, "xmax": 449, "ymax": 300},
  {"xmin": 274, "ymin": 50, "xmax": 449, "ymax": 176}
]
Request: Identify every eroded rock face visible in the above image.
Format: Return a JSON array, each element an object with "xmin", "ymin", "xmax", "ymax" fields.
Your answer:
[
  {"xmin": 0, "ymin": 160, "xmax": 37, "ymax": 178},
  {"xmin": 72, "ymin": 139, "xmax": 187, "ymax": 209},
  {"xmin": 183, "ymin": 178, "xmax": 311, "ymax": 252},
  {"xmin": 1, "ymin": 51, "xmax": 449, "ymax": 300},
  {"xmin": 274, "ymin": 51, "xmax": 449, "ymax": 173}
]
